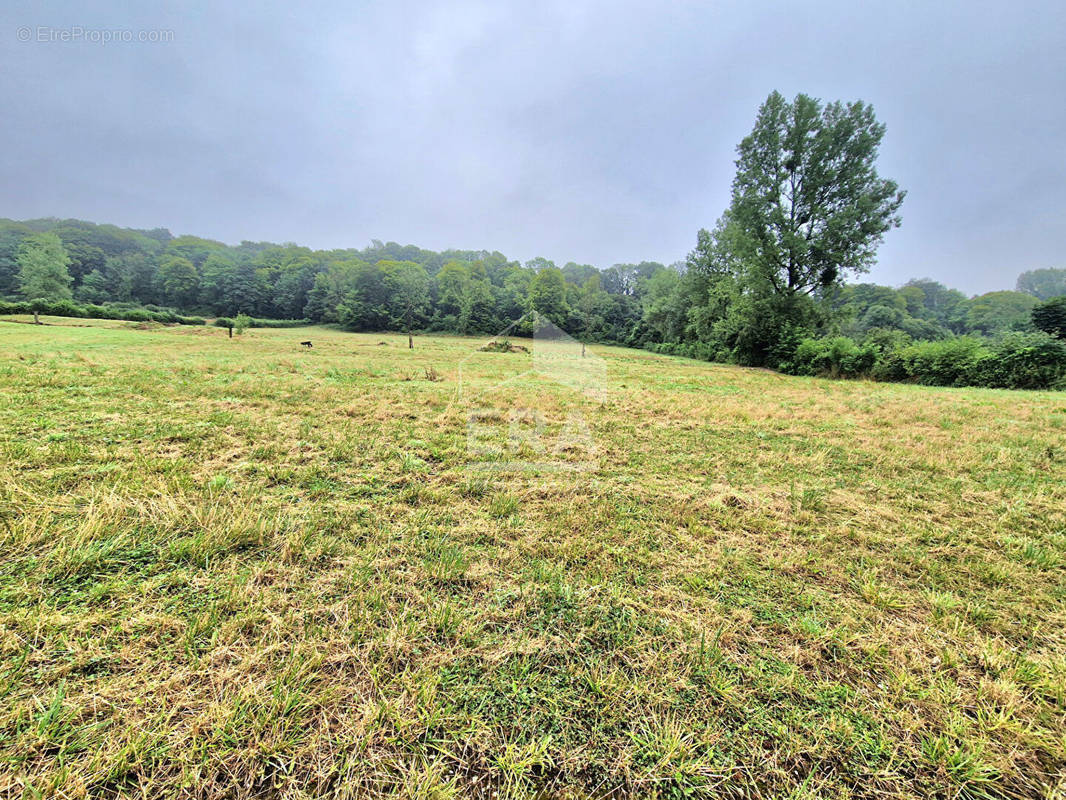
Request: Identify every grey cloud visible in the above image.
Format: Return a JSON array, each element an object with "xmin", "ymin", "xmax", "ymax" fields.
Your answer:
[{"xmin": 1, "ymin": 0, "xmax": 1063, "ymax": 292}]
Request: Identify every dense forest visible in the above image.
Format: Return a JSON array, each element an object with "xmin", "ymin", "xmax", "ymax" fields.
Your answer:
[{"xmin": 4, "ymin": 93, "xmax": 1066, "ymax": 390}]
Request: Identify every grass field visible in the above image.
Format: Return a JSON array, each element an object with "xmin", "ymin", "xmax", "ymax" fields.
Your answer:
[{"xmin": 1, "ymin": 316, "xmax": 1064, "ymax": 799}]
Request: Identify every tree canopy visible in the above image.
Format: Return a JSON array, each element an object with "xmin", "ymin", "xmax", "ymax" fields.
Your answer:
[
  {"xmin": 1017, "ymin": 268, "xmax": 1066, "ymax": 300},
  {"xmin": 728, "ymin": 92, "xmax": 904, "ymax": 297}
]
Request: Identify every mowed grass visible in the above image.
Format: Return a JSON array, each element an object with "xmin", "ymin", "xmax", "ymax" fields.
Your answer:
[{"xmin": 1, "ymin": 316, "xmax": 1064, "ymax": 799}]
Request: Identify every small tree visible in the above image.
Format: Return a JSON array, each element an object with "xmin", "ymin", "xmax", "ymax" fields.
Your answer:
[
  {"xmin": 381, "ymin": 261, "xmax": 430, "ymax": 348},
  {"xmin": 18, "ymin": 233, "xmax": 72, "ymax": 323},
  {"xmin": 234, "ymin": 313, "xmax": 251, "ymax": 335},
  {"xmin": 214, "ymin": 317, "xmax": 235, "ymax": 337}
]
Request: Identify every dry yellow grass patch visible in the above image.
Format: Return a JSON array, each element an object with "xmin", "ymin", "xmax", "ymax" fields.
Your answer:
[{"xmin": 0, "ymin": 317, "xmax": 1064, "ymax": 798}]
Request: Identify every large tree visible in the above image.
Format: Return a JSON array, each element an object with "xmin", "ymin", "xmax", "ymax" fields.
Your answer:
[
  {"xmin": 18, "ymin": 232, "xmax": 72, "ymax": 323},
  {"xmin": 728, "ymin": 91, "xmax": 905, "ymax": 296}
]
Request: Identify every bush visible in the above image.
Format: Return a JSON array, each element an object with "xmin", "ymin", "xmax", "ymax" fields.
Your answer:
[
  {"xmin": 787, "ymin": 336, "xmax": 878, "ymax": 378},
  {"xmin": 0, "ymin": 300, "xmax": 30, "ymax": 315},
  {"xmin": 214, "ymin": 317, "xmax": 234, "ymax": 329},
  {"xmin": 860, "ymin": 327, "xmax": 914, "ymax": 354},
  {"xmin": 888, "ymin": 337, "xmax": 987, "ymax": 386},
  {"xmin": 972, "ymin": 332, "xmax": 1066, "ymax": 390},
  {"xmin": 43, "ymin": 299, "xmax": 83, "ymax": 318}
]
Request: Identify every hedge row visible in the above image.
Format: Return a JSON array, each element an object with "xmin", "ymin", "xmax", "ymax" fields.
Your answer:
[
  {"xmin": 782, "ymin": 332, "xmax": 1066, "ymax": 390},
  {"xmin": 0, "ymin": 300, "xmax": 206, "ymax": 325},
  {"xmin": 646, "ymin": 332, "xmax": 1066, "ymax": 391},
  {"xmin": 212, "ymin": 316, "xmax": 310, "ymax": 329},
  {"xmin": 0, "ymin": 299, "xmax": 309, "ymax": 329}
]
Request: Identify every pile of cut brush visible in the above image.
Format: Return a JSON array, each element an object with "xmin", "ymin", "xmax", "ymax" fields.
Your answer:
[{"xmin": 478, "ymin": 339, "xmax": 528, "ymax": 353}]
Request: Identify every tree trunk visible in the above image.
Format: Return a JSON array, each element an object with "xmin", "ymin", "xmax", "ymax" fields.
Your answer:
[
  {"xmin": 33, "ymin": 310, "xmax": 40, "ymax": 325},
  {"xmin": 581, "ymin": 341, "xmax": 586, "ymax": 358},
  {"xmin": 408, "ymin": 333, "xmax": 413, "ymax": 349},
  {"xmin": 228, "ymin": 326, "xmax": 232, "ymax": 338}
]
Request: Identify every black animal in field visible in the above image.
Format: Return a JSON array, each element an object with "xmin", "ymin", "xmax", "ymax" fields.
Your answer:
[{"xmin": 300, "ymin": 341, "xmax": 313, "ymax": 348}]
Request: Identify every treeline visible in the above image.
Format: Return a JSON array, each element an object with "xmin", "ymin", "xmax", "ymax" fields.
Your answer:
[
  {"xmin": 0, "ymin": 215, "xmax": 663, "ymax": 337},
  {"xmin": 3, "ymin": 214, "xmax": 1066, "ymax": 389}
]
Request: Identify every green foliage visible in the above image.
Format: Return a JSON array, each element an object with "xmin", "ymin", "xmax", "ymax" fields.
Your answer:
[
  {"xmin": 76, "ymin": 268, "xmax": 109, "ymax": 304},
  {"xmin": 0, "ymin": 196, "xmax": 1060, "ymax": 393},
  {"xmin": 332, "ymin": 260, "xmax": 391, "ymax": 330},
  {"xmin": 0, "ymin": 299, "xmax": 203, "ymax": 325},
  {"xmin": 1032, "ymin": 296, "xmax": 1066, "ymax": 339},
  {"xmin": 244, "ymin": 317, "xmax": 309, "ymax": 329},
  {"xmin": 728, "ymin": 91, "xmax": 904, "ymax": 297},
  {"xmin": 902, "ymin": 278, "xmax": 968, "ymax": 331},
  {"xmin": 380, "ymin": 260, "xmax": 430, "ymax": 332},
  {"xmin": 528, "ymin": 266, "xmax": 569, "ymax": 327},
  {"xmin": 869, "ymin": 334, "xmax": 1066, "ymax": 390},
  {"xmin": 233, "ymin": 313, "xmax": 252, "ymax": 335},
  {"xmin": 1016, "ymin": 267, "xmax": 1066, "ymax": 300},
  {"xmin": 787, "ymin": 336, "xmax": 878, "ymax": 378},
  {"xmin": 159, "ymin": 256, "xmax": 200, "ymax": 308},
  {"xmin": 875, "ymin": 337, "xmax": 988, "ymax": 386},
  {"xmin": 640, "ymin": 267, "xmax": 687, "ymax": 342},
  {"xmin": 964, "ymin": 291, "xmax": 1038, "ymax": 335},
  {"xmin": 979, "ymin": 332, "xmax": 1066, "ymax": 389},
  {"xmin": 719, "ymin": 290, "xmax": 822, "ymax": 367},
  {"xmin": 212, "ymin": 316, "xmax": 304, "ymax": 330},
  {"xmin": 778, "ymin": 331, "xmax": 1066, "ymax": 390},
  {"xmin": 18, "ymin": 232, "xmax": 73, "ymax": 303}
]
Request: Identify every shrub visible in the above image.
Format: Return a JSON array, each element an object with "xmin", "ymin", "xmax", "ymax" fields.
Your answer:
[
  {"xmin": 0, "ymin": 300, "xmax": 30, "ymax": 314},
  {"xmin": 890, "ymin": 338, "xmax": 988, "ymax": 386},
  {"xmin": 44, "ymin": 299, "xmax": 83, "ymax": 318},
  {"xmin": 787, "ymin": 336, "xmax": 878, "ymax": 378},
  {"xmin": 973, "ymin": 332, "xmax": 1066, "ymax": 390},
  {"xmin": 861, "ymin": 327, "xmax": 914, "ymax": 354}
]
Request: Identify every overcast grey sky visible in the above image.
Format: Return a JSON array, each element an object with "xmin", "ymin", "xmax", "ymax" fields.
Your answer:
[{"xmin": 2, "ymin": 1, "xmax": 1063, "ymax": 294}]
